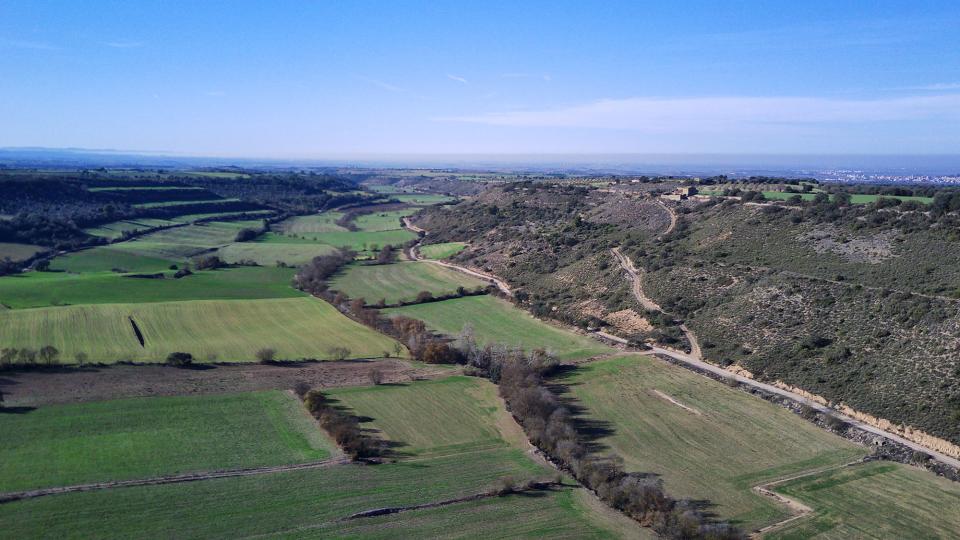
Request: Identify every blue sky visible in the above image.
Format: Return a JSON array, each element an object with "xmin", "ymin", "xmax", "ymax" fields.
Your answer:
[{"xmin": 1, "ymin": 0, "xmax": 958, "ymax": 157}]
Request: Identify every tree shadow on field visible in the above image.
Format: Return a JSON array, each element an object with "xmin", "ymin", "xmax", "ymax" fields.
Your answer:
[
  {"xmin": 323, "ymin": 396, "xmax": 411, "ymax": 459},
  {"xmin": 545, "ymin": 368, "xmax": 617, "ymax": 454},
  {"xmin": 0, "ymin": 406, "xmax": 36, "ymax": 414}
]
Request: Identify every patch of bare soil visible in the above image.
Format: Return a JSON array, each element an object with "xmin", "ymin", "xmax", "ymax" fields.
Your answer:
[
  {"xmin": 605, "ymin": 309, "xmax": 652, "ymax": 333},
  {"xmin": 0, "ymin": 360, "xmax": 445, "ymax": 407},
  {"xmin": 649, "ymin": 389, "xmax": 701, "ymax": 415},
  {"xmin": 798, "ymin": 225, "xmax": 898, "ymax": 263}
]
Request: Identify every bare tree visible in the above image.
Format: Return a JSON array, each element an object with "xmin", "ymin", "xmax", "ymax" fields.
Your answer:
[
  {"xmin": 256, "ymin": 348, "xmax": 277, "ymax": 363},
  {"xmin": 368, "ymin": 367, "xmax": 384, "ymax": 385},
  {"xmin": 328, "ymin": 347, "xmax": 351, "ymax": 361}
]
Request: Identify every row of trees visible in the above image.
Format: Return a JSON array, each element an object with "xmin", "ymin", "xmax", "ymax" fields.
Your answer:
[
  {"xmin": 0, "ymin": 346, "xmax": 69, "ymax": 367},
  {"xmin": 302, "ymin": 389, "xmax": 386, "ymax": 459},
  {"xmin": 460, "ymin": 345, "xmax": 742, "ymax": 539}
]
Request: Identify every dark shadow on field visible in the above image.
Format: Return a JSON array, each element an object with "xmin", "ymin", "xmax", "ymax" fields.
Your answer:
[
  {"xmin": 0, "ymin": 406, "xmax": 36, "ymax": 414},
  {"xmin": 174, "ymin": 363, "xmax": 215, "ymax": 371},
  {"xmin": 544, "ymin": 366, "xmax": 616, "ymax": 454},
  {"xmin": 0, "ymin": 365, "xmax": 102, "ymax": 375},
  {"xmin": 322, "ymin": 396, "xmax": 411, "ymax": 459}
]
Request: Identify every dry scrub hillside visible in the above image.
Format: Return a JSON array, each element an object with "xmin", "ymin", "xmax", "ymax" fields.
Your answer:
[
  {"xmin": 636, "ymin": 200, "xmax": 960, "ymax": 445},
  {"xmin": 415, "ymin": 182, "xmax": 960, "ymax": 447}
]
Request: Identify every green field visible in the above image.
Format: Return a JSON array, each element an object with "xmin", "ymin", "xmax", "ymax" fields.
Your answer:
[
  {"xmin": 329, "ymin": 261, "xmax": 486, "ymax": 304},
  {"xmin": 0, "ymin": 242, "xmax": 45, "ymax": 262},
  {"xmin": 133, "ymin": 198, "xmax": 237, "ymax": 208},
  {"xmin": 0, "ymin": 266, "xmax": 301, "ymax": 309},
  {"xmin": 278, "ymin": 212, "xmax": 347, "ymax": 234},
  {"xmin": 384, "ymin": 295, "xmax": 613, "ymax": 361},
  {"xmin": 216, "ymin": 242, "xmax": 338, "ymax": 266},
  {"xmin": 261, "ymin": 229, "xmax": 417, "ymax": 255},
  {"xmin": 84, "ymin": 219, "xmax": 180, "ymax": 239},
  {"xmin": 563, "ymin": 355, "xmax": 869, "ymax": 530},
  {"xmin": 0, "ymin": 297, "xmax": 403, "ymax": 363},
  {"xmin": 329, "ymin": 376, "xmax": 509, "ymax": 458},
  {"xmin": 0, "ymin": 448, "xmax": 597, "ymax": 539},
  {"xmin": 391, "ymin": 193, "xmax": 456, "ymax": 205},
  {"xmin": 0, "ymin": 391, "xmax": 334, "ymax": 492},
  {"xmin": 169, "ymin": 210, "xmax": 275, "ymax": 223},
  {"xmin": 87, "ymin": 186, "xmax": 206, "ymax": 192},
  {"xmin": 419, "ymin": 241, "xmax": 468, "ymax": 259},
  {"xmin": 102, "ymin": 221, "xmax": 253, "ymax": 260},
  {"xmin": 0, "ymin": 375, "xmax": 628, "ymax": 539},
  {"xmin": 768, "ymin": 461, "xmax": 960, "ymax": 539},
  {"xmin": 352, "ymin": 209, "xmax": 415, "ymax": 231},
  {"xmin": 50, "ymin": 246, "xmax": 177, "ymax": 273}
]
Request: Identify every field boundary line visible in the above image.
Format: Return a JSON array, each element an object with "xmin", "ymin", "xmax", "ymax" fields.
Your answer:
[
  {"xmin": 749, "ymin": 459, "xmax": 863, "ymax": 538},
  {"xmin": 0, "ymin": 456, "xmax": 351, "ymax": 504}
]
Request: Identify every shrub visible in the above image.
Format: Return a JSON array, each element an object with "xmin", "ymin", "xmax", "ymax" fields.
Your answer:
[
  {"xmin": 293, "ymin": 381, "xmax": 311, "ymax": 399},
  {"xmin": 328, "ymin": 346, "xmax": 351, "ymax": 361},
  {"xmin": 194, "ymin": 255, "xmax": 226, "ymax": 270},
  {"xmin": 166, "ymin": 352, "xmax": 193, "ymax": 367},
  {"xmin": 234, "ymin": 228, "xmax": 259, "ymax": 242},
  {"xmin": 368, "ymin": 367, "xmax": 384, "ymax": 385},
  {"xmin": 256, "ymin": 348, "xmax": 277, "ymax": 363}
]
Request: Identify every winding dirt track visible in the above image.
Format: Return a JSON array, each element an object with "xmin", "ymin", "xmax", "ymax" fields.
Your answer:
[
  {"xmin": 611, "ymin": 246, "xmax": 960, "ymax": 470},
  {"xmin": 403, "ymin": 217, "xmax": 513, "ymax": 296},
  {"xmin": 0, "ymin": 456, "xmax": 351, "ymax": 504}
]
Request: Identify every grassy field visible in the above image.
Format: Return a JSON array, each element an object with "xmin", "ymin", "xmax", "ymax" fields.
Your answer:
[
  {"xmin": 391, "ymin": 193, "xmax": 456, "ymax": 205},
  {"xmin": 216, "ymin": 242, "xmax": 338, "ymax": 266},
  {"xmin": 168, "ymin": 210, "xmax": 274, "ymax": 223},
  {"xmin": 0, "ymin": 297, "xmax": 403, "ymax": 363},
  {"xmin": 133, "ymin": 198, "xmax": 237, "ymax": 208},
  {"xmin": 87, "ymin": 186, "xmax": 207, "ymax": 192},
  {"xmin": 0, "ymin": 375, "xmax": 631, "ymax": 539},
  {"xmin": 0, "ymin": 448, "xmax": 591, "ymax": 539},
  {"xmin": 767, "ymin": 461, "xmax": 960, "ymax": 539},
  {"xmin": 84, "ymin": 219, "xmax": 180, "ymax": 239},
  {"xmin": 328, "ymin": 376, "xmax": 509, "ymax": 458},
  {"xmin": 0, "ymin": 266, "xmax": 301, "ymax": 309},
  {"xmin": 50, "ymin": 246, "xmax": 177, "ymax": 273},
  {"xmin": 329, "ymin": 261, "xmax": 487, "ymax": 304},
  {"xmin": 261, "ymin": 229, "xmax": 417, "ymax": 255},
  {"xmin": 277, "ymin": 212, "xmax": 347, "ymax": 234},
  {"xmin": 419, "ymin": 241, "xmax": 468, "ymax": 259},
  {"xmin": 384, "ymin": 295, "xmax": 613, "ymax": 361},
  {"xmin": 101, "ymin": 221, "xmax": 253, "ymax": 260},
  {"xmin": 0, "ymin": 391, "xmax": 334, "ymax": 492},
  {"xmin": 0, "ymin": 242, "xmax": 46, "ymax": 261},
  {"xmin": 562, "ymin": 355, "xmax": 869, "ymax": 530},
  {"xmin": 352, "ymin": 209, "xmax": 415, "ymax": 231}
]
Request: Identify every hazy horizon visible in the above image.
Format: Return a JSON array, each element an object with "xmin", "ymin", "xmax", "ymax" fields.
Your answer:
[{"xmin": 2, "ymin": 1, "xmax": 959, "ymax": 157}]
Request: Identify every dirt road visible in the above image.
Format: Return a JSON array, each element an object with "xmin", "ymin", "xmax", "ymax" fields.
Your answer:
[
  {"xmin": 403, "ymin": 217, "xmax": 513, "ymax": 296},
  {"xmin": 612, "ymin": 247, "xmax": 960, "ymax": 470}
]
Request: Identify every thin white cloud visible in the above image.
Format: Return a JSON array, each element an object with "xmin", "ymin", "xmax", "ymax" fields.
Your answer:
[
  {"xmin": 104, "ymin": 40, "xmax": 144, "ymax": 49},
  {"xmin": 898, "ymin": 82, "xmax": 960, "ymax": 91},
  {"xmin": 2, "ymin": 39, "xmax": 58, "ymax": 50},
  {"xmin": 359, "ymin": 77, "xmax": 405, "ymax": 92},
  {"xmin": 443, "ymin": 94, "xmax": 960, "ymax": 132},
  {"xmin": 204, "ymin": 90, "xmax": 226, "ymax": 97},
  {"xmin": 446, "ymin": 74, "xmax": 468, "ymax": 85},
  {"xmin": 500, "ymin": 72, "xmax": 551, "ymax": 82}
]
